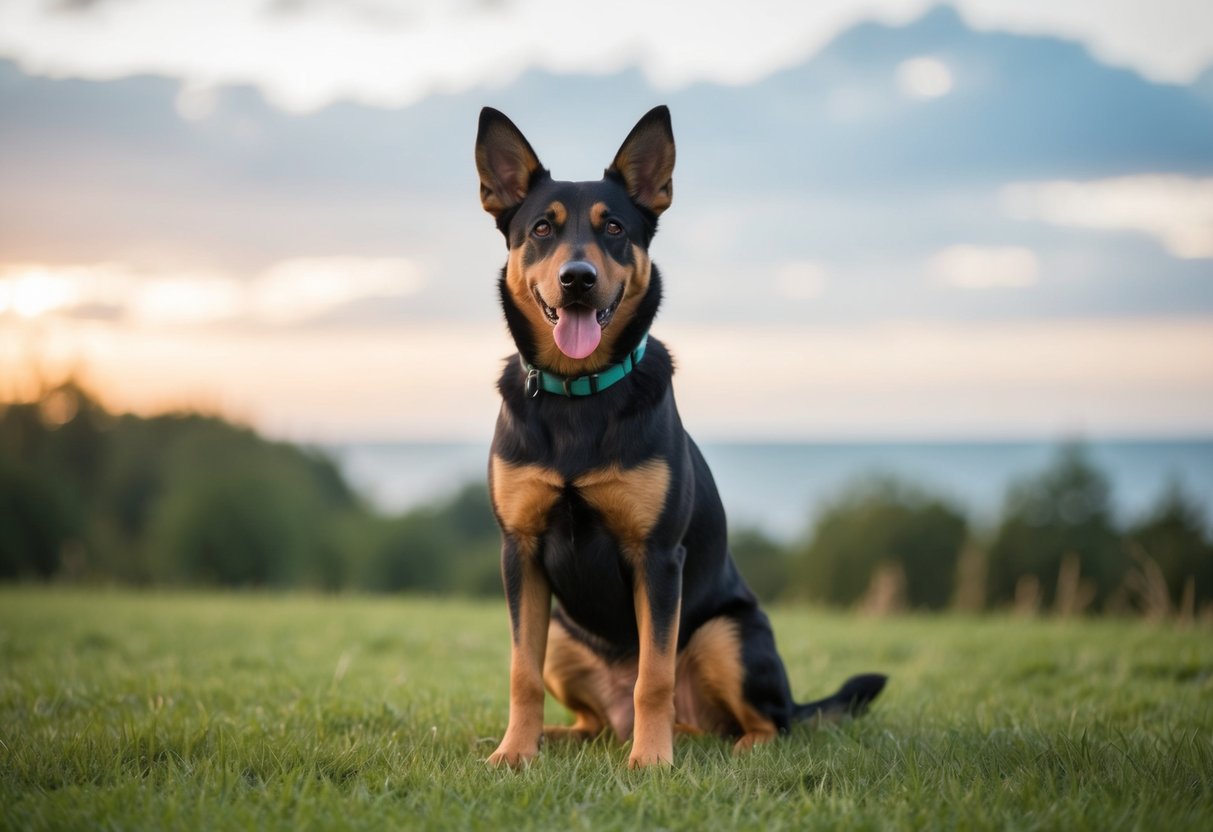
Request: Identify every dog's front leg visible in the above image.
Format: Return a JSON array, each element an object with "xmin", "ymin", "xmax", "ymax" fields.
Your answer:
[
  {"xmin": 629, "ymin": 545, "xmax": 684, "ymax": 768},
  {"xmin": 488, "ymin": 535, "xmax": 551, "ymax": 768}
]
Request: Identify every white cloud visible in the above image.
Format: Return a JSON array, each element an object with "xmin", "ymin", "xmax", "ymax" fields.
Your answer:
[
  {"xmin": 1001, "ymin": 175, "xmax": 1213, "ymax": 260},
  {"xmin": 896, "ymin": 56, "xmax": 953, "ymax": 99},
  {"xmin": 129, "ymin": 274, "xmax": 246, "ymax": 325},
  {"xmin": 927, "ymin": 245, "xmax": 1039, "ymax": 288},
  {"xmin": 249, "ymin": 257, "xmax": 425, "ymax": 325},
  {"xmin": 0, "ymin": 257, "xmax": 426, "ymax": 327},
  {"xmin": 956, "ymin": 0, "xmax": 1213, "ymax": 85},
  {"xmin": 1, "ymin": 1, "xmax": 1211, "ymax": 111}
]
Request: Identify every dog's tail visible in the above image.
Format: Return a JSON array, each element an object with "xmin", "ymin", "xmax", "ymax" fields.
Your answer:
[{"xmin": 793, "ymin": 673, "xmax": 888, "ymax": 723}]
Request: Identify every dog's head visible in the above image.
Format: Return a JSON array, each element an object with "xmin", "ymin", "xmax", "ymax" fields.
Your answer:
[{"xmin": 476, "ymin": 106, "xmax": 675, "ymax": 376}]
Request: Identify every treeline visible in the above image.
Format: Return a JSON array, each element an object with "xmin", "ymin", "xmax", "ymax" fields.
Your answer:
[
  {"xmin": 0, "ymin": 382, "xmax": 496, "ymax": 593},
  {"xmin": 2, "ymin": 383, "xmax": 1210, "ymax": 619},
  {"xmin": 736, "ymin": 454, "xmax": 1213, "ymax": 620}
]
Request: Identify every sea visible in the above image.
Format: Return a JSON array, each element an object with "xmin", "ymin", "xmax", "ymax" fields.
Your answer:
[{"xmin": 328, "ymin": 439, "xmax": 1213, "ymax": 541}]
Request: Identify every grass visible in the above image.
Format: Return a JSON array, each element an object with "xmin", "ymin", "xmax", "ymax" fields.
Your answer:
[{"xmin": 1, "ymin": 589, "xmax": 1211, "ymax": 831}]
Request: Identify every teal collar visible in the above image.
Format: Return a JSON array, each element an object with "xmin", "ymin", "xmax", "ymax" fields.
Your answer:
[{"xmin": 522, "ymin": 333, "xmax": 649, "ymax": 398}]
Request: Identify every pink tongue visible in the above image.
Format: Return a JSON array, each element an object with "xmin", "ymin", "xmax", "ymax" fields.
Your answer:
[{"xmin": 553, "ymin": 306, "xmax": 602, "ymax": 359}]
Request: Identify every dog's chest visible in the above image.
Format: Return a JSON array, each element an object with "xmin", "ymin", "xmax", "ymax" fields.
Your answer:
[{"xmin": 489, "ymin": 455, "xmax": 670, "ymax": 557}]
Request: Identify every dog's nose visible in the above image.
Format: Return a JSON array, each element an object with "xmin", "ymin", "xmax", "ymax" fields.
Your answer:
[{"xmin": 559, "ymin": 260, "xmax": 597, "ymax": 293}]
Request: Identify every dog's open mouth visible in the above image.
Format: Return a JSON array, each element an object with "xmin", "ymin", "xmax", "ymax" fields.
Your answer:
[{"xmin": 534, "ymin": 285, "xmax": 624, "ymax": 360}]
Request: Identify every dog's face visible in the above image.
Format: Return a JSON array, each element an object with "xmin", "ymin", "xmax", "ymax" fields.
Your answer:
[{"xmin": 476, "ymin": 107, "xmax": 675, "ymax": 376}]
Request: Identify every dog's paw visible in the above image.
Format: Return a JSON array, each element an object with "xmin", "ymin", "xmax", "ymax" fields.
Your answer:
[
  {"xmin": 626, "ymin": 747, "xmax": 674, "ymax": 769},
  {"xmin": 731, "ymin": 731, "xmax": 777, "ymax": 755},
  {"xmin": 487, "ymin": 743, "xmax": 538, "ymax": 769}
]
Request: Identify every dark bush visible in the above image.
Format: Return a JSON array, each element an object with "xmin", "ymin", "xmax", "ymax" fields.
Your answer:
[
  {"xmin": 729, "ymin": 527, "xmax": 791, "ymax": 603},
  {"xmin": 0, "ymin": 460, "xmax": 80, "ymax": 579},
  {"xmin": 791, "ymin": 476, "xmax": 968, "ymax": 609},
  {"xmin": 1125, "ymin": 479, "xmax": 1213, "ymax": 608},
  {"xmin": 363, "ymin": 483, "xmax": 500, "ymax": 596},
  {"xmin": 986, "ymin": 442, "xmax": 1124, "ymax": 610}
]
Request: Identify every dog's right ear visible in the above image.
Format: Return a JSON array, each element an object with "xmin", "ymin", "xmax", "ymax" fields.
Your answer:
[{"xmin": 476, "ymin": 108, "xmax": 544, "ymax": 219}]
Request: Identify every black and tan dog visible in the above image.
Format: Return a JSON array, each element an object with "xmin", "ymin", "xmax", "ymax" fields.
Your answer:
[{"xmin": 475, "ymin": 105, "xmax": 886, "ymax": 768}]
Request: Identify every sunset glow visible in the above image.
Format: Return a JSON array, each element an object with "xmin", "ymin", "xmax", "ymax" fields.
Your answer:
[{"xmin": 0, "ymin": 267, "xmax": 82, "ymax": 319}]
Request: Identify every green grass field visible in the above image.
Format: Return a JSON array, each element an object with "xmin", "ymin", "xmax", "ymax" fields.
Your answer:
[{"xmin": 1, "ymin": 590, "xmax": 1211, "ymax": 831}]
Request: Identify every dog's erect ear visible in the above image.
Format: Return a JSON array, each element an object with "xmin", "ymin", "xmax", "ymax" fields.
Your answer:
[
  {"xmin": 607, "ymin": 105, "xmax": 675, "ymax": 216},
  {"xmin": 476, "ymin": 107, "xmax": 544, "ymax": 219}
]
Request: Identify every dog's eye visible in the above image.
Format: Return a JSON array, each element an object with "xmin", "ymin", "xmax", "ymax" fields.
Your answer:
[
  {"xmin": 605, "ymin": 220, "xmax": 623, "ymax": 236},
  {"xmin": 532, "ymin": 220, "xmax": 552, "ymax": 238}
]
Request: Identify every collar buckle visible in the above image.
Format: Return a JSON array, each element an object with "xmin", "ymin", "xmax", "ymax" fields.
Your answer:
[{"xmin": 525, "ymin": 367, "xmax": 541, "ymax": 398}]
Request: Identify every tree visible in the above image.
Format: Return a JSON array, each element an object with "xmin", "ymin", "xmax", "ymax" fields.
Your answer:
[
  {"xmin": 0, "ymin": 461, "xmax": 79, "ymax": 579},
  {"xmin": 363, "ymin": 483, "xmax": 500, "ymax": 596},
  {"xmin": 986, "ymin": 442, "xmax": 1123, "ymax": 610},
  {"xmin": 792, "ymin": 476, "xmax": 968, "ymax": 609},
  {"xmin": 1125, "ymin": 479, "xmax": 1213, "ymax": 610},
  {"xmin": 729, "ymin": 527, "xmax": 791, "ymax": 603}
]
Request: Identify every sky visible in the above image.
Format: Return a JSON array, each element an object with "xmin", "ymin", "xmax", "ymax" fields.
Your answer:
[
  {"xmin": 1, "ymin": 0, "xmax": 1212, "ymax": 441},
  {"xmin": 3, "ymin": 0, "xmax": 1213, "ymax": 109}
]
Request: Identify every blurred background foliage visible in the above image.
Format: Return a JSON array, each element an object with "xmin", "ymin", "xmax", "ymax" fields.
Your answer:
[{"xmin": 2, "ymin": 383, "xmax": 1210, "ymax": 618}]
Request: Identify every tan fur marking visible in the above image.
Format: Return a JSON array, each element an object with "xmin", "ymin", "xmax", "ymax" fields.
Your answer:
[
  {"xmin": 589, "ymin": 201, "xmax": 609, "ymax": 229},
  {"xmin": 543, "ymin": 620, "xmax": 610, "ymax": 741},
  {"xmin": 488, "ymin": 561, "xmax": 552, "ymax": 767},
  {"xmin": 574, "ymin": 459, "xmax": 670, "ymax": 555},
  {"xmin": 545, "ymin": 619, "xmax": 640, "ymax": 741},
  {"xmin": 490, "ymin": 456, "xmax": 564, "ymax": 547},
  {"xmin": 595, "ymin": 244, "xmax": 650, "ymax": 361},
  {"xmin": 487, "ymin": 457, "xmax": 562, "ymax": 763},
  {"xmin": 503, "ymin": 245, "xmax": 535, "ymax": 320},
  {"xmin": 674, "ymin": 617, "xmax": 777, "ymax": 751},
  {"xmin": 547, "ymin": 201, "xmax": 568, "ymax": 226},
  {"xmin": 629, "ymin": 581, "xmax": 679, "ymax": 768}
]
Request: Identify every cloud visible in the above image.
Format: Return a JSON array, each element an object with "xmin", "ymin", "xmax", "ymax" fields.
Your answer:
[
  {"xmin": 248, "ymin": 257, "xmax": 425, "ymax": 325},
  {"xmin": 3, "ymin": 1, "xmax": 1212, "ymax": 112},
  {"xmin": 927, "ymin": 245, "xmax": 1039, "ymax": 288},
  {"xmin": 129, "ymin": 274, "xmax": 247, "ymax": 325},
  {"xmin": 0, "ymin": 257, "xmax": 425, "ymax": 327},
  {"xmin": 896, "ymin": 56, "xmax": 953, "ymax": 99},
  {"xmin": 1001, "ymin": 175, "xmax": 1213, "ymax": 259}
]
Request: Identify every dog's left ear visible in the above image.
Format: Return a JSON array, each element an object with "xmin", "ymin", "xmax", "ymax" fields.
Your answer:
[{"xmin": 607, "ymin": 105, "xmax": 675, "ymax": 216}]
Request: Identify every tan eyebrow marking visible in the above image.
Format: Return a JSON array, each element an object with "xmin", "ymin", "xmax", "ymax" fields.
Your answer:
[{"xmin": 590, "ymin": 201, "xmax": 609, "ymax": 230}]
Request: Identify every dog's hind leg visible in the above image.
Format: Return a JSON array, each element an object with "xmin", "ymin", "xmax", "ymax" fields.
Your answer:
[
  {"xmin": 542, "ymin": 616, "xmax": 618, "ymax": 743},
  {"xmin": 676, "ymin": 616, "xmax": 781, "ymax": 754}
]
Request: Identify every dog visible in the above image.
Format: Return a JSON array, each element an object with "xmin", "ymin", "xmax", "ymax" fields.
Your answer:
[{"xmin": 475, "ymin": 105, "xmax": 886, "ymax": 768}]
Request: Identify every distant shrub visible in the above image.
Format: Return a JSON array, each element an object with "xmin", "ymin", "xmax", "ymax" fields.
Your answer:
[
  {"xmin": 729, "ymin": 527, "xmax": 791, "ymax": 603},
  {"xmin": 148, "ymin": 472, "xmax": 342, "ymax": 588},
  {"xmin": 145, "ymin": 423, "xmax": 349, "ymax": 589},
  {"xmin": 1, "ymin": 383, "xmax": 351, "ymax": 587},
  {"xmin": 363, "ymin": 483, "xmax": 499, "ymax": 596},
  {"xmin": 986, "ymin": 442, "xmax": 1124, "ymax": 611},
  {"xmin": 791, "ymin": 476, "xmax": 968, "ymax": 610},
  {"xmin": 1124, "ymin": 479, "xmax": 1213, "ymax": 611},
  {"xmin": 0, "ymin": 460, "xmax": 80, "ymax": 579}
]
